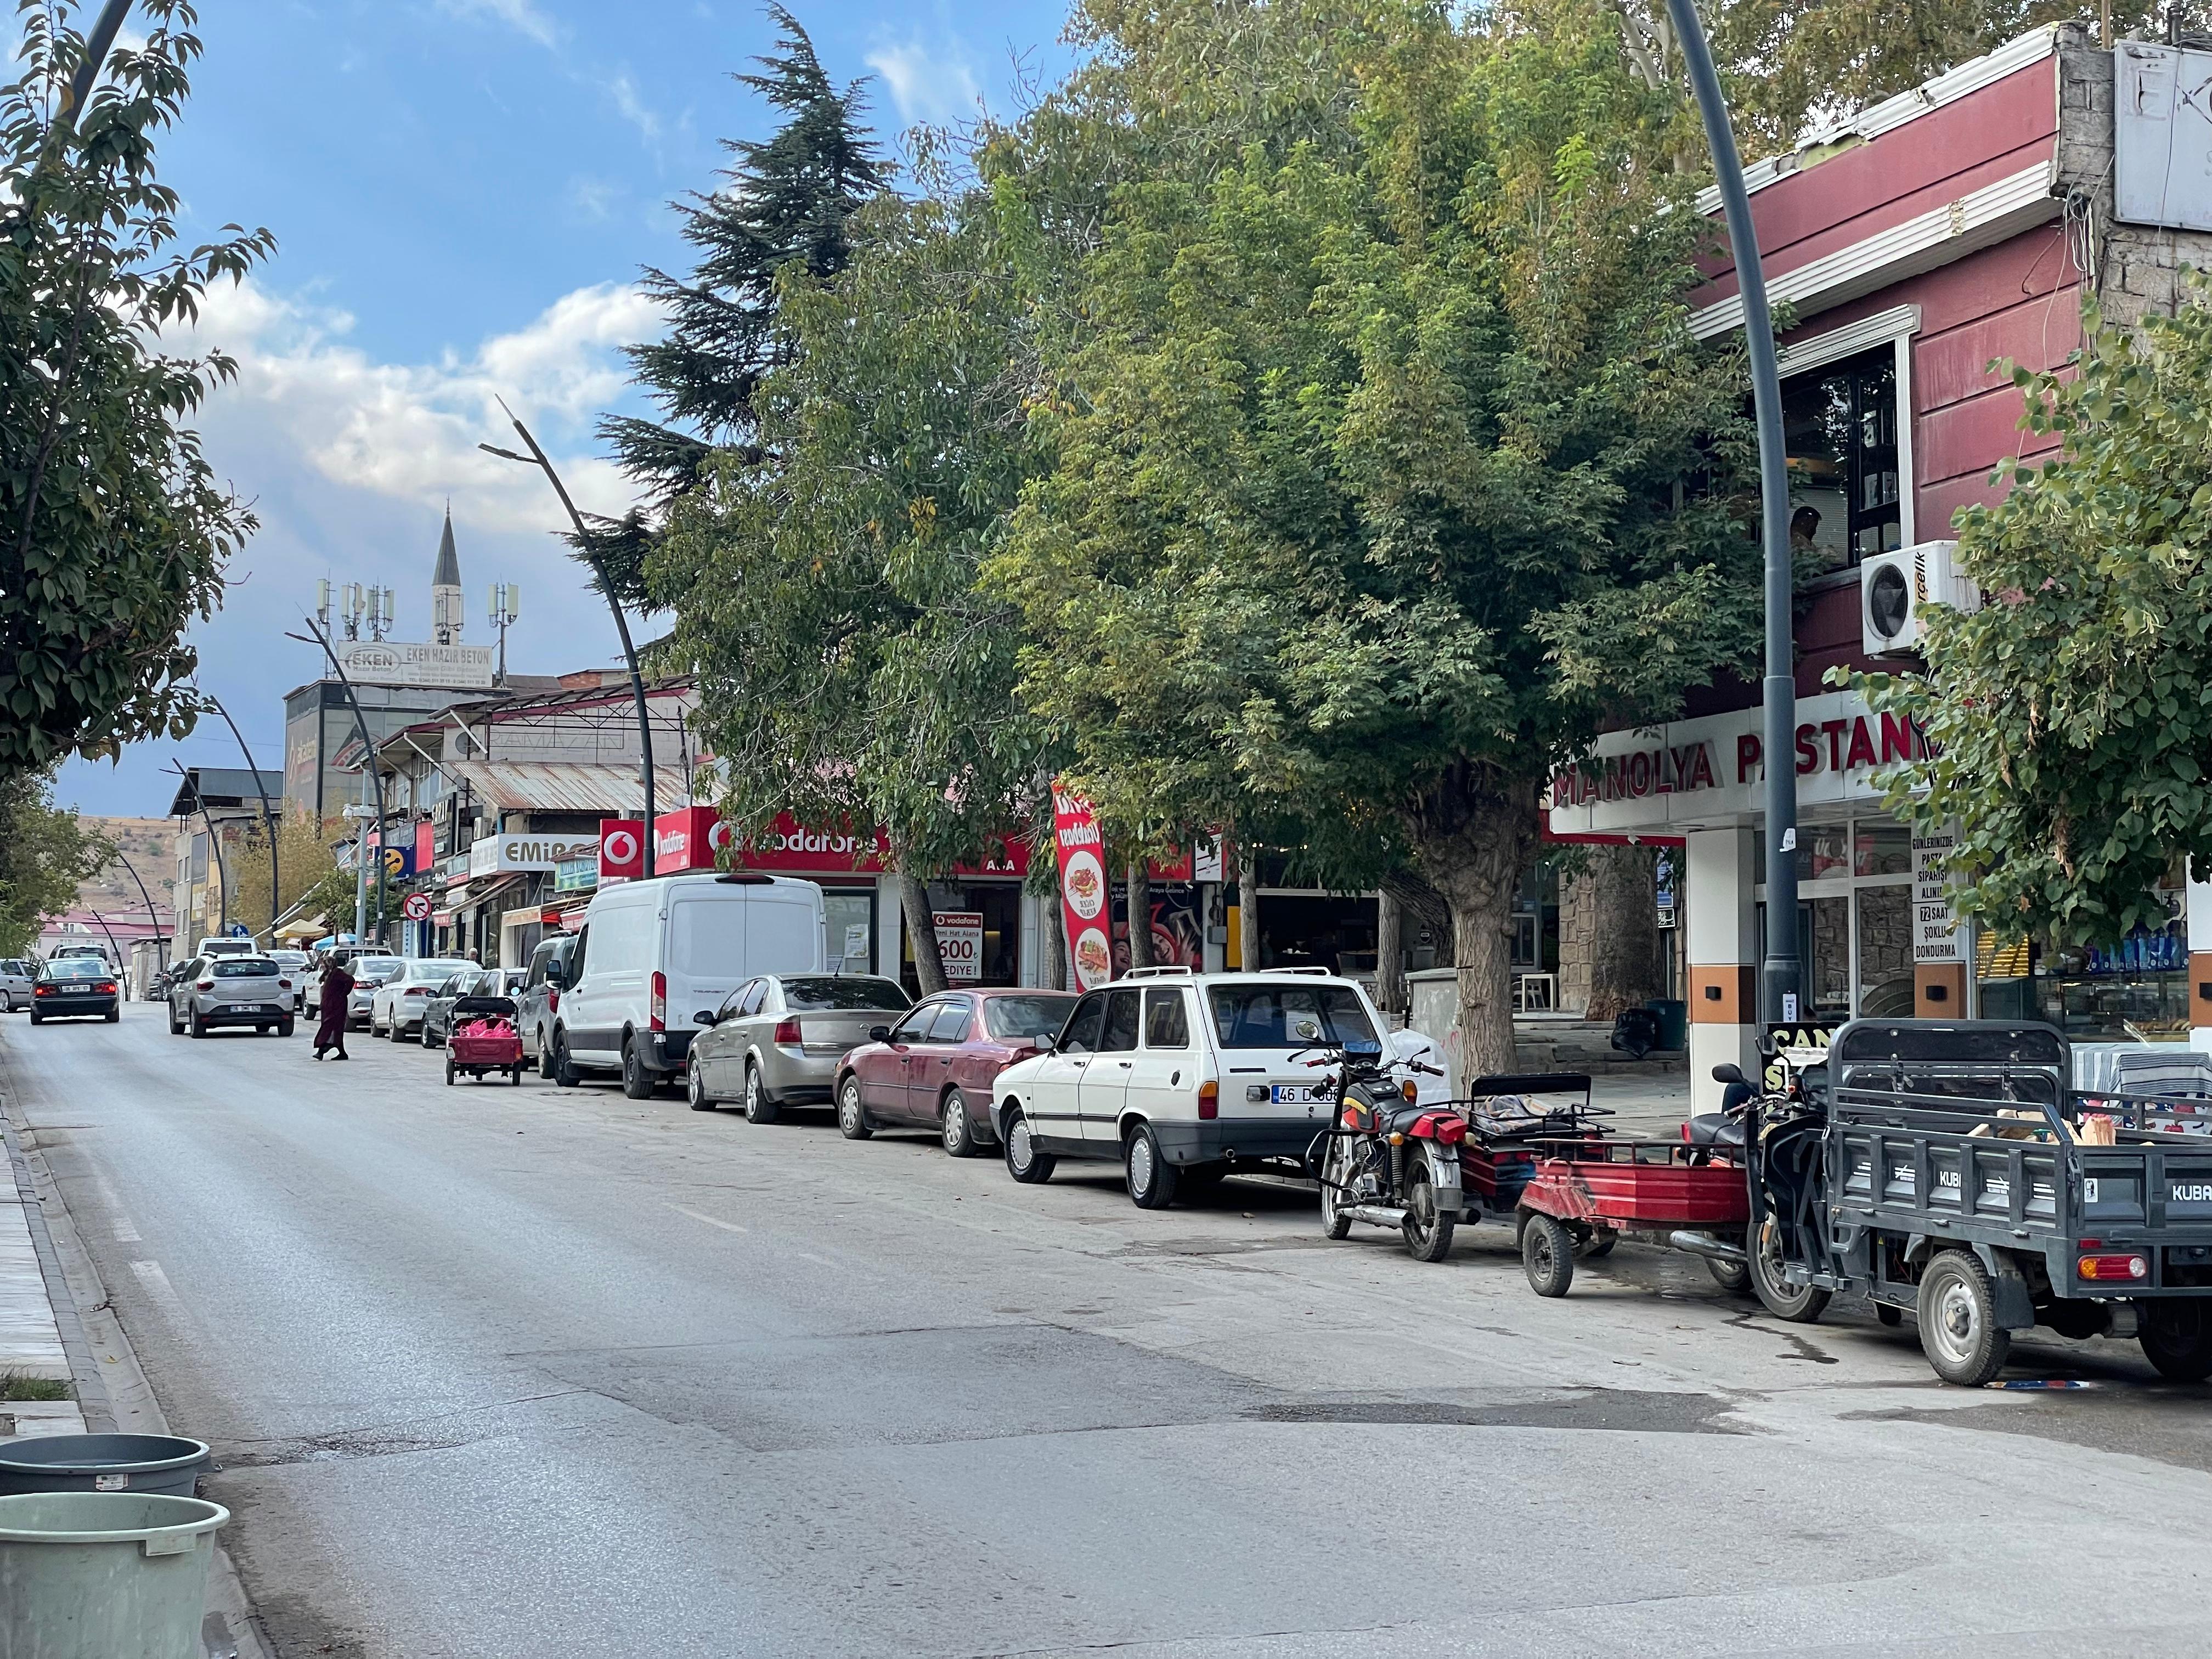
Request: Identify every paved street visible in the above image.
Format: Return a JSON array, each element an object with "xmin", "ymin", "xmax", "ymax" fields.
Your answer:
[{"xmin": 4, "ymin": 1004, "xmax": 2211, "ymax": 1657}]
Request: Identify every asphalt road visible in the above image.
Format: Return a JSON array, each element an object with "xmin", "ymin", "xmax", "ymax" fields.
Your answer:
[{"xmin": 5, "ymin": 1003, "xmax": 2212, "ymax": 1658}]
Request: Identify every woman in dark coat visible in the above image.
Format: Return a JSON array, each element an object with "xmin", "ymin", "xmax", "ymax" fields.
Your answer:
[{"xmin": 313, "ymin": 957, "xmax": 354, "ymax": 1060}]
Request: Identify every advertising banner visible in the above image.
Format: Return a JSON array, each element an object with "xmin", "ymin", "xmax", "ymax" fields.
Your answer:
[
  {"xmin": 1911, "ymin": 825, "xmax": 1965, "ymax": 963},
  {"xmin": 653, "ymin": 805, "xmax": 736, "ymax": 873},
  {"xmin": 933, "ymin": 912, "xmax": 984, "ymax": 983},
  {"xmin": 599, "ymin": 819, "xmax": 644, "ymax": 883},
  {"xmin": 1052, "ymin": 785, "xmax": 1111, "ymax": 989}
]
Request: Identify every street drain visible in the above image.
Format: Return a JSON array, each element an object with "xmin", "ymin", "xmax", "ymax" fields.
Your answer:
[{"xmin": 1246, "ymin": 1390, "xmax": 1744, "ymax": 1434}]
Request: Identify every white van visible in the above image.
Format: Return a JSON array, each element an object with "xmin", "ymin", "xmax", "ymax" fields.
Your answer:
[{"xmin": 548, "ymin": 873, "xmax": 825, "ymax": 1098}]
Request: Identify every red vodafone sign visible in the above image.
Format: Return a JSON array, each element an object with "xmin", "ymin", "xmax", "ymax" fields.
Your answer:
[
  {"xmin": 653, "ymin": 805, "xmax": 737, "ymax": 873},
  {"xmin": 598, "ymin": 818, "xmax": 644, "ymax": 882}
]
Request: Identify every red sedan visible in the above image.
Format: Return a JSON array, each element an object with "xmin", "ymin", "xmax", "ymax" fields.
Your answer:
[{"xmin": 834, "ymin": 987, "xmax": 1080, "ymax": 1158}]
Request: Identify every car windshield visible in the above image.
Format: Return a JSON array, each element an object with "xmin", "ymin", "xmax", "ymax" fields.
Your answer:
[
  {"xmin": 985, "ymin": 995, "xmax": 1080, "ymax": 1041},
  {"xmin": 212, "ymin": 960, "xmax": 278, "ymax": 978},
  {"xmin": 354, "ymin": 959, "xmax": 404, "ymax": 983},
  {"xmin": 41, "ymin": 959, "xmax": 109, "ymax": 980},
  {"xmin": 1207, "ymin": 983, "xmax": 1380, "ymax": 1053},
  {"xmin": 780, "ymin": 977, "xmax": 910, "ymax": 1012}
]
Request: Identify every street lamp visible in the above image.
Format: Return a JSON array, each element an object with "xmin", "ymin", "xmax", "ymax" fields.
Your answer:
[
  {"xmin": 1662, "ymin": 0, "xmax": 1802, "ymax": 1026},
  {"xmin": 480, "ymin": 402, "xmax": 657, "ymax": 878},
  {"xmin": 196, "ymin": 690, "xmax": 282, "ymax": 942}
]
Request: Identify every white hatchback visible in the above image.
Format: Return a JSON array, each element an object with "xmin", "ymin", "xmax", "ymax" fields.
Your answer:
[{"xmin": 988, "ymin": 968, "xmax": 1423, "ymax": 1210}]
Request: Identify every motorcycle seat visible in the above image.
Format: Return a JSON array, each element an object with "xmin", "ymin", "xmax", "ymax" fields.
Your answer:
[{"xmin": 1686, "ymin": 1111, "xmax": 1745, "ymax": 1150}]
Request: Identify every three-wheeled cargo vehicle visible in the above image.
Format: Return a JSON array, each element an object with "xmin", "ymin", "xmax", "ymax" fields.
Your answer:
[
  {"xmin": 1751, "ymin": 1019, "xmax": 2212, "ymax": 1385},
  {"xmin": 444, "ymin": 995, "xmax": 526, "ymax": 1086}
]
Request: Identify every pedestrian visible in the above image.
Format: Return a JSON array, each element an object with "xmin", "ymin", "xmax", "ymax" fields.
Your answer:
[{"xmin": 313, "ymin": 956, "xmax": 354, "ymax": 1060}]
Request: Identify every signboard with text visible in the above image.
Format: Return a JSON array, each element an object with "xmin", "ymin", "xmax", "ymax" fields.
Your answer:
[
  {"xmin": 1052, "ymin": 786, "xmax": 1110, "ymax": 989},
  {"xmin": 933, "ymin": 912, "xmax": 983, "ymax": 983},
  {"xmin": 335, "ymin": 639, "xmax": 495, "ymax": 689},
  {"xmin": 469, "ymin": 833, "xmax": 598, "ymax": 878},
  {"xmin": 1911, "ymin": 826, "xmax": 1965, "ymax": 963}
]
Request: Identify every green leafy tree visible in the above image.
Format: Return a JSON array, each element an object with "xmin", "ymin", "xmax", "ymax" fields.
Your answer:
[
  {"xmin": 654, "ymin": 181, "xmax": 1047, "ymax": 994},
  {"xmin": 1848, "ymin": 290, "xmax": 2212, "ymax": 948},
  {"xmin": 594, "ymin": 3, "xmax": 887, "ymax": 607},
  {"xmin": 0, "ymin": 766, "xmax": 113, "ymax": 955},
  {"xmin": 991, "ymin": 0, "xmax": 1760, "ymax": 1069},
  {"xmin": 0, "ymin": 2, "xmax": 270, "ymax": 772}
]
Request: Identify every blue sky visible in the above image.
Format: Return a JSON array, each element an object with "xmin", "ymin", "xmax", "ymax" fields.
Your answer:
[{"xmin": 56, "ymin": 0, "xmax": 1074, "ymax": 817}]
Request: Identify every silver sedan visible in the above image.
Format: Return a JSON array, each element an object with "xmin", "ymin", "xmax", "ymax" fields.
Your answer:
[{"xmin": 687, "ymin": 974, "xmax": 911, "ymax": 1122}]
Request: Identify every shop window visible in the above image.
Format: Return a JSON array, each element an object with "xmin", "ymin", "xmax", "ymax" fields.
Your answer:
[
  {"xmin": 1853, "ymin": 822, "xmax": 1910, "ymax": 878},
  {"xmin": 1782, "ymin": 345, "xmax": 1901, "ymax": 573},
  {"xmin": 1793, "ymin": 825, "xmax": 1852, "ymax": 882},
  {"xmin": 1974, "ymin": 905, "xmax": 2191, "ymax": 1040},
  {"xmin": 823, "ymin": 888, "xmax": 876, "ymax": 975}
]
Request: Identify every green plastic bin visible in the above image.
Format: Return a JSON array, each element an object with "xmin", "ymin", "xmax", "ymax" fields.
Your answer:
[
  {"xmin": 1647, "ymin": 997, "xmax": 1688, "ymax": 1052},
  {"xmin": 0, "ymin": 1434, "xmax": 210, "ymax": 1499},
  {"xmin": 0, "ymin": 1491, "xmax": 227, "ymax": 1659}
]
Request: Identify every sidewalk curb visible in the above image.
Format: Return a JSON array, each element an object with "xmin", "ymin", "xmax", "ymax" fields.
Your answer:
[{"xmin": 0, "ymin": 1035, "xmax": 276, "ymax": 1659}]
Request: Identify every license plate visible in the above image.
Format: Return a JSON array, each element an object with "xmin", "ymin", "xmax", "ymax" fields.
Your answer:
[
  {"xmin": 1270, "ymin": 1084, "xmax": 1324, "ymax": 1106},
  {"xmin": 229, "ymin": 1004, "xmax": 266, "ymax": 1014}
]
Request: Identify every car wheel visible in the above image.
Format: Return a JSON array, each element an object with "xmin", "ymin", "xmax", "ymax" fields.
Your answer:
[
  {"xmin": 278, "ymin": 1019, "xmax": 295, "ymax": 1039},
  {"xmin": 1917, "ymin": 1249, "xmax": 2010, "ymax": 1387},
  {"xmin": 688, "ymin": 1064, "xmax": 716, "ymax": 1113},
  {"xmin": 444, "ymin": 1057, "xmax": 456, "ymax": 1087},
  {"xmin": 189, "ymin": 1010, "xmax": 206, "ymax": 1039},
  {"xmin": 1003, "ymin": 1109, "xmax": 1054, "ymax": 1184},
  {"xmin": 1125, "ymin": 1122, "xmax": 1179, "ymax": 1210},
  {"xmin": 27, "ymin": 1012, "xmax": 41, "ymax": 1025},
  {"xmin": 553, "ymin": 1029, "xmax": 578, "ymax": 1089},
  {"xmin": 749, "ymin": 1066, "xmax": 783, "ymax": 1126},
  {"xmin": 537, "ymin": 1028, "xmax": 555, "ymax": 1080},
  {"xmin": 837, "ymin": 1076, "xmax": 872, "ymax": 1140},
  {"xmin": 167, "ymin": 1006, "xmax": 182, "ymax": 1036},
  {"xmin": 1522, "ymin": 1213, "xmax": 1576, "ymax": 1297},
  {"xmin": 105, "ymin": 1007, "xmax": 120, "ymax": 1024},
  {"xmin": 0, "ymin": 992, "xmax": 10, "ymax": 1013},
  {"xmin": 1401, "ymin": 1158, "xmax": 1456, "ymax": 1263},
  {"xmin": 620, "ymin": 1035, "xmax": 656, "ymax": 1100},
  {"xmin": 939, "ymin": 1088, "xmax": 982, "ymax": 1157},
  {"xmin": 2138, "ymin": 1297, "xmax": 2212, "ymax": 1383},
  {"xmin": 1750, "ymin": 1216, "xmax": 1831, "ymax": 1324}
]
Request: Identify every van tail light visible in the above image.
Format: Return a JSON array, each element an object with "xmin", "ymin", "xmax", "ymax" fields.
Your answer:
[
  {"xmin": 649, "ymin": 970, "xmax": 666, "ymax": 1032},
  {"xmin": 2078, "ymin": 1253, "xmax": 2148, "ymax": 1282},
  {"xmin": 1197, "ymin": 1080, "xmax": 1218, "ymax": 1120},
  {"xmin": 774, "ymin": 1017, "xmax": 802, "ymax": 1045}
]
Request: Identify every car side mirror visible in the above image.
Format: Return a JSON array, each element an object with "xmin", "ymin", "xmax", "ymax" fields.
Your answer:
[
  {"xmin": 867, "ymin": 1025, "xmax": 891, "ymax": 1043},
  {"xmin": 696, "ymin": 1009, "xmax": 719, "ymax": 1025},
  {"xmin": 1711, "ymin": 1063, "xmax": 1748, "ymax": 1087},
  {"xmin": 1032, "ymin": 1034, "xmax": 1056, "ymax": 1053}
]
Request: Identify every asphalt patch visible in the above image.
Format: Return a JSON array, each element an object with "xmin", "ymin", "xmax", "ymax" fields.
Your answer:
[{"xmin": 1247, "ymin": 1388, "xmax": 1745, "ymax": 1434}]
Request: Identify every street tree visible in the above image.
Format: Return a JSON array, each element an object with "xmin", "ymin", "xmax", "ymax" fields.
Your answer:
[
  {"xmin": 653, "ymin": 181, "xmax": 1047, "ymax": 994},
  {"xmin": 595, "ymin": 3, "xmax": 887, "ymax": 607},
  {"xmin": 992, "ymin": 0, "xmax": 1760, "ymax": 1069},
  {"xmin": 0, "ymin": 766, "xmax": 114, "ymax": 956},
  {"xmin": 0, "ymin": 2, "xmax": 270, "ymax": 772},
  {"xmin": 1849, "ymin": 290, "xmax": 2212, "ymax": 948}
]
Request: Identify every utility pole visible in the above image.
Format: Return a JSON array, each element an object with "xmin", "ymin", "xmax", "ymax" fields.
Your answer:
[
  {"xmin": 1662, "ymin": 0, "xmax": 1801, "ymax": 1026},
  {"xmin": 288, "ymin": 617, "xmax": 391, "ymax": 948},
  {"xmin": 199, "ymin": 691, "xmax": 281, "ymax": 942},
  {"xmin": 481, "ymin": 403, "xmax": 656, "ymax": 877}
]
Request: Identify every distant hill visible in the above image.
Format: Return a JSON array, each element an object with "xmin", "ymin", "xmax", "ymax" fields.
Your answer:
[{"xmin": 76, "ymin": 816, "xmax": 176, "ymax": 922}]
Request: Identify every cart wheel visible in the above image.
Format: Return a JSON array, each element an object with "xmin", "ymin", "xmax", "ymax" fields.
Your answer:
[
  {"xmin": 1917, "ymin": 1249, "xmax": 2010, "ymax": 1386},
  {"xmin": 444, "ymin": 1058, "xmax": 455, "ymax": 1087},
  {"xmin": 1522, "ymin": 1214, "xmax": 1575, "ymax": 1297},
  {"xmin": 1401, "ymin": 1159, "xmax": 1456, "ymax": 1263},
  {"xmin": 1576, "ymin": 1229, "xmax": 1617, "ymax": 1260},
  {"xmin": 1706, "ymin": 1257, "xmax": 1752, "ymax": 1295},
  {"xmin": 1876, "ymin": 1302, "xmax": 1904, "ymax": 1327},
  {"xmin": 511, "ymin": 1065, "xmax": 524, "ymax": 1086},
  {"xmin": 2138, "ymin": 1298, "xmax": 2212, "ymax": 1382},
  {"xmin": 1318, "ymin": 1136, "xmax": 1355, "ymax": 1241},
  {"xmin": 1750, "ymin": 1217, "xmax": 1831, "ymax": 1324}
]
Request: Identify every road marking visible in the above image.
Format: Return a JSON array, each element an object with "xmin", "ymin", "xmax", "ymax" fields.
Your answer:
[
  {"xmin": 113, "ymin": 1218, "xmax": 141, "ymax": 1243},
  {"xmin": 129, "ymin": 1260, "xmax": 184, "ymax": 1317},
  {"xmin": 667, "ymin": 1204, "xmax": 747, "ymax": 1234}
]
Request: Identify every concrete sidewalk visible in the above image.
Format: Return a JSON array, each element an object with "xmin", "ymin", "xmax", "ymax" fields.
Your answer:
[{"xmin": 0, "ymin": 1099, "xmax": 87, "ymax": 1440}]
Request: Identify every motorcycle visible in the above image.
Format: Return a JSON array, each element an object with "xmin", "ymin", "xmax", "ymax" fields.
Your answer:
[{"xmin": 1305, "ymin": 1030, "xmax": 1464, "ymax": 1262}]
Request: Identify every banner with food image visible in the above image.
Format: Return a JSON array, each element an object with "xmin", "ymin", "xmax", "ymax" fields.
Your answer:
[{"xmin": 1051, "ymin": 783, "xmax": 1111, "ymax": 989}]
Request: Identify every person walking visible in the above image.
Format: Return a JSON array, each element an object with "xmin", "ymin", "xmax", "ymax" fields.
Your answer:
[{"xmin": 313, "ymin": 957, "xmax": 354, "ymax": 1060}]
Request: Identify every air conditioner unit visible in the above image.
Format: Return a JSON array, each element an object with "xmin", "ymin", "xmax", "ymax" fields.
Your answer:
[{"xmin": 1860, "ymin": 540, "xmax": 1976, "ymax": 657}]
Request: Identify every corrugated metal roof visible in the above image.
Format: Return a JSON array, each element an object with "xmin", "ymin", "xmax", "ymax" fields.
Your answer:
[{"xmin": 445, "ymin": 760, "xmax": 695, "ymax": 815}]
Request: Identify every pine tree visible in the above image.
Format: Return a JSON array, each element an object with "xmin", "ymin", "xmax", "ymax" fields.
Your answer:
[{"xmin": 590, "ymin": 4, "xmax": 887, "ymax": 606}]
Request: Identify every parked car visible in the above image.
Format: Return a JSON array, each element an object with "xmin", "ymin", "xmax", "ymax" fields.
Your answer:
[
  {"xmin": 345, "ymin": 956, "xmax": 407, "ymax": 1029},
  {"xmin": 0, "ymin": 959, "xmax": 33, "ymax": 1013},
  {"xmin": 198, "ymin": 938, "xmax": 261, "ymax": 962},
  {"xmin": 517, "ymin": 933, "xmax": 579, "ymax": 1078},
  {"xmin": 988, "ymin": 968, "xmax": 1394, "ymax": 1209},
  {"xmin": 167, "ymin": 955, "xmax": 295, "ymax": 1037},
  {"xmin": 370, "ymin": 959, "xmax": 473, "ymax": 1040},
  {"xmin": 30, "ymin": 957, "xmax": 121, "ymax": 1024},
  {"xmin": 422, "ymin": 968, "xmax": 525, "ymax": 1048},
  {"xmin": 832, "ymin": 987, "xmax": 1080, "ymax": 1155},
  {"xmin": 550, "ymin": 873, "xmax": 825, "ymax": 1099},
  {"xmin": 267, "ymin": 950, "xmax": 312, "ymax": 1012},
  {"xmin": 690, "ymin": 974, "xmax": 911, "ymax": 1121}
]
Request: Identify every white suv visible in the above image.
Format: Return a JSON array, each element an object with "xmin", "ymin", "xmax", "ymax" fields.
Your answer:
[{"xmin": 989, "ymin": 968, "xmax": 1405, "ymax": 1209}]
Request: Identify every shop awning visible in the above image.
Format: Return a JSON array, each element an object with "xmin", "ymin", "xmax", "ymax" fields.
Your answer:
[{"xmin": 445, "ymin": 760, "xmax": 693, "ymax": 816}]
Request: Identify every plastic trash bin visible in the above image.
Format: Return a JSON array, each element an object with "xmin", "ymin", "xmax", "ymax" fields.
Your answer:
[
  {"xmin": 0, "ymin": 1491, "xmax": 228, "ymax": 1659},
  {"xmin": 0, "ymin": 1435, "xmax": 210, "ymax": 1498},
  {"xmin": 1646, "ymin": 998, "xmax": 1688, "ymax": 1052}
]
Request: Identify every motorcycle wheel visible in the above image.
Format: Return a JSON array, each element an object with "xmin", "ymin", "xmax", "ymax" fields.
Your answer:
[
  {"xmin": 1750, "ymin": 1216, "xmax": 1831, "ymax": 1324},
  {"xmin": 1318, "ymin": 1137, "xmax": 1355, "ymax": 1240},
  {"xmin": 1401, "ymin": 1158, "xmax": 1455, "ymax": 1263}
]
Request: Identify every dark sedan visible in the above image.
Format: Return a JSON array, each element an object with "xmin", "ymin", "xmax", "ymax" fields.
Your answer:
[
  {"xmin": 424, "ymin": 968, "xmax": 525, "ymax": 1048},
  {"xmin": 833, "ymin": 988, "xmax": 1080, "ymax": 1156},
  {"xmin": 30, "ymin": 957, "xmax": 121, "ymax": 1024}
]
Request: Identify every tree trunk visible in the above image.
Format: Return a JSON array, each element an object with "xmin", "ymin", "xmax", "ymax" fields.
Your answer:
[
  {"xmin": 1235, "ymin": 837, "xmax": 1261, "ymax": 971},
  {"xmin": 1410, "ymin": 772, "xmax": 1542, "ymax": 1081},
  {"xmin": 1381, "ymin": 867, "xmax": 1454, "ymax": 968},
  {"xmin": 1124, "ymin": 861, "xmax": 1154, "ymax": 970},
  {"xmin": 1375, "ymin": 887, "xmax": 1406, "ymax": 1022},
  {"xmin": 898, "ymin": 867, "xmax": 946, "ymax": 995},
  {"xmin": 1040, "ymin": 891, "xmax": 1067, "ymax": 990},
  {"xmin": 1581, "ymin": 844, "xmax": 1662, "ymax": 1022}
]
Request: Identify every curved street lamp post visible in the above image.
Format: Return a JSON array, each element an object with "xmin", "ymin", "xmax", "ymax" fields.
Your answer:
[
  {"xmin": 170, "ymin": 759, "xmax": 229, "ymax": 943},
  {"xmin": 199, "ymin": 691, "xmax": 282, "ymax": 942},
  {"xmin": 286, "ymin": 618, "xmax": 391, "ymax": 948}
]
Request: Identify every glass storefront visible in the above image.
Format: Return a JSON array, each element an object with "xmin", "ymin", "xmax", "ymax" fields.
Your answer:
[
  {"xmin": 1974, "ymin": 895, "xmax": 2191, "ymax": 1041},
  {"xmin": 1758, "ymin": 813, "xmax": 1917, "ymax": 1020}
]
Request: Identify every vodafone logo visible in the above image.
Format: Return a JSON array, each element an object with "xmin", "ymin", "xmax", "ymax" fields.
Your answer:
[
  {"xmin": 603, "ymin": 828, "xmax": 639, "ymax": 867},
  {"xmin": 707, "ymin": 819, "xmax": 735, "ymax": 853}
]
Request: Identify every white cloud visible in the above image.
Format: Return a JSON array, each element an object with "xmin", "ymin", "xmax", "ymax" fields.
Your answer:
[
  {"xmin": 438, "ymin": 0, "xmax": 561, "ymax": 49},
  {"xmin": 866, "ymin": 38, "xmax": 981, "ymax": 126},
  {"xmin": 607, "ymin": 70, "xmax": 661, "ymax": 146},
  {"xmin": 172, "ymin": 276, "xmax": 659, "ymax": 533}
]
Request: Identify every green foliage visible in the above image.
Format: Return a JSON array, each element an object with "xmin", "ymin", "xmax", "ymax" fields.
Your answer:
[
  {"xmin": 0, "ymin": 766, "xmax": 113, "ymax": 956},
  {"xmin": 1846, "ymin": 288, "xmax": 2212, "ymax": 947},
  {"xmin": 652, "ymin": 184, "xmax": 1047, "ymax": 879},
  {"xmin": 598, "ymin": 3, "xmax": 886, "ymax": 607},
  {"xmin": 297, "ymin": 851, "xmax": 399, "ymax": 938},
  {"xmin": 0, "ymin": 1, "xmax": 270, "ymax": 771}
]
